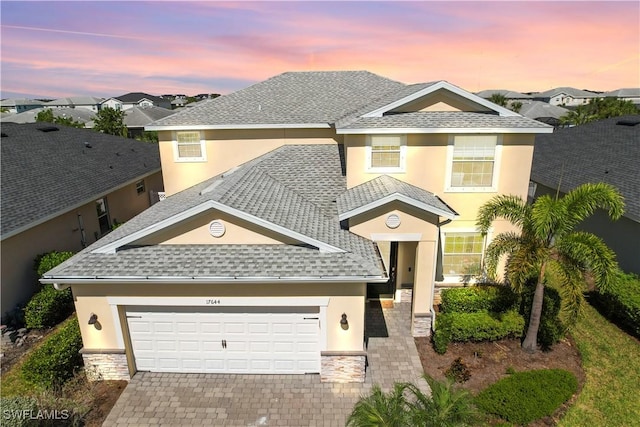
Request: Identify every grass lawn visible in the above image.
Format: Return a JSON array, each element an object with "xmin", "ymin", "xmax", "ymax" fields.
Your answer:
[{"xmin": 559, "ymin": 304, "xmax": 640, "ymax": 426}]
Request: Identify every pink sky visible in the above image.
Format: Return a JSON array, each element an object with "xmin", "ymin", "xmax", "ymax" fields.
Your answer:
[{"xmin": 1, "ymin": 1, "xmax": 638, "ymax": 99}]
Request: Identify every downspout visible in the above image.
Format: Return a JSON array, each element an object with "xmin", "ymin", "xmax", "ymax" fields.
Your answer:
[{"xmin": 53, "ymin": 283, "xmax": 71, "ymax": 291}]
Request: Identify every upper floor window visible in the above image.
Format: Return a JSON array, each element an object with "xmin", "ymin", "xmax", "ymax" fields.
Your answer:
[
  {"xmin": 174, "ymin": 131, "xmax": 206, "ymax": 162},
  {"xmin": 366, "ymin": 135, "xmax": 406, "ymax": 173},
  {"xmin": 446, "ymin": 135, "xmax": 500, "ymax": 192}
]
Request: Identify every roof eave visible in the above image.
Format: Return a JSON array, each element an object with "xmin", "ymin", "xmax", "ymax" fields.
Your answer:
[
  {"xmin": 336, "ymin": 127, "xmax": 554, "ymax": 135},
  {"xmin": 145, "ymin": 123, "xmax": 332, "ymax": 131},
  {"xmin": 338, "ymin": 193, "xmax": 458, "ymax": 222},
  {"xmin": 40, "ymin": 275, "xmax": 388, "ymax": 285}
]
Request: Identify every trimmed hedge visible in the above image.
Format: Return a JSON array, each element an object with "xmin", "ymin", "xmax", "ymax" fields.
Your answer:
[
  {"xmin": 520, "ymin": 285, "xmax": 565, "ymax": 350},
  {"xmin": 24, "ymin": 285, "xmax": 74, "ymax": 329},
  {"xmin": 34, "ymin": 251, "xmax": 74, "ymax": 278},
  {"xmin": 433, "ymin": 310, "xmax": 525, "ymax": 354},
  {"xmin": 0, "ymin": 396, "xmax": 39, "ymax": 427},
  {"xmin": 440, "ymin": 285, "xmax": 518, "ymax": 314},
  {"xmin": 590, "ymin": 271, "xmax": 640, "ymax": 338},
  {"xmin": 475, "ymin": 369, "xmax": 577, "ymax": 424},
  {"xmin": 21, "ymin": 317, "xmax": 83, "ymax": 389}
]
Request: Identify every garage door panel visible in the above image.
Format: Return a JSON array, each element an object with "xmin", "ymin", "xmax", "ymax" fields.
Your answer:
[{"xmin": 126, "ymin": 308, "xmax": 320, "ymax": 374}]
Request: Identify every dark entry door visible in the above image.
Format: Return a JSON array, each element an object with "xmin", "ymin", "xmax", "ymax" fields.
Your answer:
[{"xmin": 367, "ymin": 242, "xmax": 398, "ymax": 299}]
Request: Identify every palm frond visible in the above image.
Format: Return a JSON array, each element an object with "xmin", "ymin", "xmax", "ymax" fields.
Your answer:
[
  {"xmin": 548, "ymin": 258, "xmax": 586, "ymax": 327},
  {"xmin": 476, "ymin": 195, "xmax": 529, "ymax": 235},
  {"xmin": 560, "ymin": 182, "xmax": 625, "ymax": 232},
  {"xmin": 530, "ymin": 195, "xmax": 566, "ymax": 242},
  {"xmin": 484, "ymin": 232, "xmax": 523, "ymax": 279}
]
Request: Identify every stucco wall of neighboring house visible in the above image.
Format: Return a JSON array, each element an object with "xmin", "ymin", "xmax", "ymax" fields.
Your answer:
[
  {"xmin": 534, "ymin": 184, "xmax": 640, "ymax": 275},
  {"xmin": 158, "ymin": 129, "xmax": 342, "ymax": 195},
  {"xmin": 139, "ymin": 210, "xmax": 295, "ymax": 245},
  {"xmin": 70, "ymin": 282, "xmax": 366, "ymax": 354},
  {"xmin": 1, "ymin": 172, "xmax": 163, "ymax": 316}
]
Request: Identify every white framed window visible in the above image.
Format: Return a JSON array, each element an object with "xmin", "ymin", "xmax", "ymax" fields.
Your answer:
[
  {"xmin": 366, "ymin": 134, "xmax": 406, "ymax": 173},
  {"xmin": 136, "ymin": 179, "xmax": 145, "ymax": 195},
  {"xmin": 174, "ymin": 131, "xmax": 206, "ymax": 162},
  {"xmin": 441, "ymin": 231, "xmax": 485, "ymax": 277},
  {"xmin": 445, "ymin": 135, "xmax": 500, "ymax": 192}
]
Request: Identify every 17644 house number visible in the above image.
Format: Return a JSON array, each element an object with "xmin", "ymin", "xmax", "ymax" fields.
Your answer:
[{"xmin": 206, "ymin": 299, "xmax": 221, "ymax": 305}]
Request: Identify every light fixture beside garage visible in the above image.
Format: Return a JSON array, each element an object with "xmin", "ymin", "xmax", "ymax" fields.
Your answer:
[
  {"xmin": 340, "ymin": 313, "xmax": 349, "ymax": 330},
  {"xmin": 385, "ymin": 213, "xmax": 401, "ymax": 229},
  {"xmin": 209, "ymin": 220, "xmax": 226, "ymax": 237},
  {"xmin": 88, "ymin": 313, "xmax": 98, "ymax": 325}
]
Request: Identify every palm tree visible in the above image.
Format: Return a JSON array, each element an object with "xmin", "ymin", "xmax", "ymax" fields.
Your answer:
[
  {"xmin": 488, "ymin": 93, "xmax": 507, "ymax": 107},
  {"xmin": 477, "ymin": 183, "xmax": 624, "ymax": 352},
  {"xmin": 346, "ymin": 383, "xmax": 410, "ymax": 427}
]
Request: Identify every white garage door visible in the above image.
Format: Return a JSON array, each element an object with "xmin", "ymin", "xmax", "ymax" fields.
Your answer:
[{"xmin": 126, "ymin": 306, "xmax": 321, "ymax": 374}]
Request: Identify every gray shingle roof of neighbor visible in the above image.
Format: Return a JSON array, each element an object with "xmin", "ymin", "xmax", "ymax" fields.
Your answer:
[
  {"xmin": 149, "ymin": 71, "xmax": 406, "ymax": 127},
  {"xmin": 531, "ymin": 115, "xmax": 640, "ymax": 222},
  {"xmin": 44, "ymin": 96, "xmax": 103, "ymax": 107},
  {"xmin": 0, "ymin": 123, "xmax": 162, "ymax": 238},
  {"xmin": 0, "ymin": 99, "xmax": 45, "ymax": 107},
  {"xmin": 337, "ymin": 175, "xmax": 457, "ymax": 219},
  {"xmin": 124, "ymin": 106, "xmax": 175, "ymax": 128},
  {"xmin": 518, "ymin": 101, "xmax": 569, "ymax": 120},
  {"xmin": 44, "ymin": 144, "xmax": 385, "ymax": 281},
  {"xmin": 112, "ymin": 92, "xmax": 167, "ymax": 103},
  {"xmin": 339, "ymin": 111, "xmax": 551, "ymax": 131},
  {"xmin": 475, "ymin": 89, "xmax": 533, "ymax": 99},
  {"xmin": 535, "ymin": 87, "xmax": 599, "ymax": 98},
  {"xmin": 0, "ymin": 107, "xmax": 96, "ymax": 125},
  {"xmin": 603, "ymin": 88, "xmax": 640, "ymax": 98}
]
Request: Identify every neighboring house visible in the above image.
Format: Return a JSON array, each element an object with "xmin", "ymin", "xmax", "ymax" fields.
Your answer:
[
  {"xmin": 171, "ymin": 97, "xmax": 187, "ymax": 109},
  {"xmin": 0, "ymin": 107, "xmax": 96, "ymax": 127},
  {"xmin": 603, "ymin": 88, "xmax": 640, "ymax": 105},
  {"xmin": 533, "ymin": 87, "xmax": 599, "ymax": 106},
  {"xmin": 475, "ymin": 89, "xmax": 533, "ymax": 101},
  {"xmin": 101, "ymin": 92, "xmax": 172, "ymax": 111},
  {"xmin": 0, "ymin": 98, "xmax": 45, "ymax": 114},
  {"xmin": 42, "ymin": 71, "xmax": 552, "ymax": 383},
  {"xmin": 44, "ymin": 96, "xmax": 104, "ymax": 112},
  {"xmin": 518, "ymin": 100, "xmax": 570, "ymax": 127},
  {"xmin": 530, "ymin": 115, "xmax": 640, "ymax": 275},
  {"xmin": 123, "ymin": 106, "xmax": 175, "ymax": 138},
  {"xmin": 0, "ymin": 123, "xmax": 164, "ymax": 318}
]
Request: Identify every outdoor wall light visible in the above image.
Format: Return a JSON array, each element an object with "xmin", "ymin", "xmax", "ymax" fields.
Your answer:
[
  {"xmin": 88, "ymin": 313, "xmax": 98, "ymax": 325},
  {"xmin": 340, "ymin": 313, "xmax": 349, "ymax": 330}
]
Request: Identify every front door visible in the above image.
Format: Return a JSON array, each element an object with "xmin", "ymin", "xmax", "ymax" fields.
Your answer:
[{"xmin": 367, "ymin": 241, "xmax": 398, "ymax": 299}]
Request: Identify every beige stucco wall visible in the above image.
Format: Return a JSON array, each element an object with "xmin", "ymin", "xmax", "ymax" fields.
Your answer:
[
  {"xmin": 139, "ymin": 210, "xmax": 294, "ymax": 245},
  {"xmin": 397, "ymin": 242, "xmax": 417, "ymax": 286},
  {"xmin": 1, "ymin": 172, "xmax": 163, "ymax": 316},
  {"xmin": 71, "ymin": 282, "xmax": 366, "ymax": 356},
  {"xmin": 159, "ymin": 129, "xmax": 342, "ymax": 195}
]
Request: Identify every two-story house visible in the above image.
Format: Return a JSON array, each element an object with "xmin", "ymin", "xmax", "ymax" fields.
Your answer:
[
  {"xmin": 41, "ymin": 71, "xmax": 552, "ymax": 383},
  {"xmin": 533, "ymin": 87, "xmax": 599, "ymax": 106},
  {"xmin": 101, "ymin": 92, "xmax": 172, "ymax": 111}
]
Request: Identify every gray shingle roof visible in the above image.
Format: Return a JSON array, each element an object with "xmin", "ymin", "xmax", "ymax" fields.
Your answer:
[
  {"xmin": 0, "ymin": 107, "xmax": 96, "ymax": 125},
  {"xmin": 337, "ymin": 175, "xmax": 457, "ymax": 219},
  {"xmin": 113, "ymin": 92, "xmax": 166, "ymax": 103},
  {"xmin": 1, "ymin": 123, "xmax": 161, "ymax": 237},
  {"xmin": 531, "ymin": 115, "xmax": 640, "ymax": 222},
  {"xmin": 150, "ymin": 71, "xmax": 405, "ymax": 127},
  {"xmin": 519, "ymin": 101, "xmax": 569, "ymax": 120},
  {"xmin": 339, "ymin": 112, "xmax": 551, "ymax": 131},
  {"xmin": 475, "ymin": 89, "xmax": 533, "ymax": 99},
  {"xmin": 44, "ymin": 144, "xmax": 385, "ymax": 281},
  {"xmin": 124, "ymin": 106, "xmax": 175, "ymax": 128},
  {"xmin": 603, "ymin": 88, "xmax": 640, "ymax": 98},
  {"xmin": 44, "ymin": 97, "xmax": 103, "ymax": 107},
  {"xmin": 535, "ymin": 87, "xmax": 599, "ymax": 98}
]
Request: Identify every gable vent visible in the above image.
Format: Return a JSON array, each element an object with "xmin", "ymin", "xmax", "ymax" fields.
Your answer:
[{"xmin": 36, "ymin": 125, "xmax": 59, "ymax": 132}]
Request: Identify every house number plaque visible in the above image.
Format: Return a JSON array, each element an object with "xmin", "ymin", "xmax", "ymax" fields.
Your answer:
[{"xmin": 206, "ymin": 299, "xmax": 221, "ymax": 305}]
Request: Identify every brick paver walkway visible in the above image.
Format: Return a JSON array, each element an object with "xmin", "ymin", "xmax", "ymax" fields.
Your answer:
[{"xmin": 103, "ymin": 300, "xmax": 427, "ymax": 426}]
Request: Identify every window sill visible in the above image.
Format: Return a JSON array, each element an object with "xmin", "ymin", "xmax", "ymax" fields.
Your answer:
[
  {"xmin": 444, "ymin": 187, "xmax": 497, "ymax": 193},
  {"xmin": 174, "ymin": 158, "xmax": 207, "ymax": 163}
]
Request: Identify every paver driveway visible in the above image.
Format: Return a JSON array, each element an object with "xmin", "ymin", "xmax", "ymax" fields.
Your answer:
[{"xmin": 103, "ymin": 299, "xmax": 427, "ymax": 426}]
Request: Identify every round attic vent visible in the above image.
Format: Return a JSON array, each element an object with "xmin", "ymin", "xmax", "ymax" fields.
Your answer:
[
  {"xmin": 386, "ymin": 214, "xmax": 401, "ymax": 229},
  {"xmin": 209, "ymin": 220, "xmax": 226, "ymax": 238}
]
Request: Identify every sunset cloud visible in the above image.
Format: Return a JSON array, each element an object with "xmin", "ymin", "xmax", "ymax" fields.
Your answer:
[{"xmin": 1, "ymin": 1, "xmax": 638, "ymax": 99}]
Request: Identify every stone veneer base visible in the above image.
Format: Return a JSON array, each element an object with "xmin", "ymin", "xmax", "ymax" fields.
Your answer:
[
  {"xmin": 320, "ymin": 352, "xmax": 366, "ymax": 383},
  {"xmin": 80, "ymin": 349, "xmax": 131, "ymax": 381},
  {"xmin": 412, "ymin": 313, "xmax": 432, "ymax": 337}
]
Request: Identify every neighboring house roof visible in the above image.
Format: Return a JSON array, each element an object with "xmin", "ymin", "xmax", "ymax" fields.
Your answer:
[
  {"xmin": 603, "ymin": 88, "xmax": 640, "ymax": 99},
  {"xmin": 518, "ymin": 101, "xmax": 569, "ymax": 120},
  {"xmin": 337, "ymin": 111, "xmax": 550, "ymax": 133},
  {"xmin": 0, "ymin": 123, "xmax": 162, "ymax": 239},
  {"xmin": 534, "ymin": 87, "xmax": 599, "ymax": 99},
  {"xmin": 113, "ymin": 92, "xmax": 167, "ymax": 104},
  {"xmin": 475, "ymin": 89, "xmax": 532, "ymax": 99},
  {"xmin": 44, "ymin": 96, "xmax": 103, "ymax": 107},
  {"xmin": 337, "ymin": 175, "xmax": 457, "ymax": 221},
  {"xmin": 0, "ymin": 107, "xmax": 96, "ymax": 126},
  {"xmin": 43, "ymin": 145, "xmax": 386, "ymax": 282},
  {"xmin": 124, "ymin": 106, "xmax": 175, "ymax": 128},
  {"xmin": 0, "ymin": 98, "xmax": 45, "ymax": 107},
  {"xmin": 531, "ymin": 115, "xmax": 640, "ymax": 222},
  {"xmin": 148, "ymin": 71, "xmax": 406, "ymax": 128}
]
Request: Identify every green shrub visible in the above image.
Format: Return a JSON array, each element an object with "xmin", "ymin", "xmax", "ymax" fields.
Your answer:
[
  {"xmin": 475, "ymin": 369, "xmax": 577, "ymax": 424},
  {"xmin": 433, "ymin": 310, "xmax": 524, "ymax": 353},
  {"xmin": 34, "ymin": 251, "xmax": 74, "ymax": 278},
  {"xmin": 440, "ymin": 285, "xmax": 518, "ymax": 314},
  {"xmin": 445, "ymin": 357, "xmax": 471, "ymax": 383},
  {"xmin": 590, "ymin": 271, "xmax": 640, "ymax": 337},
  {"xmin": 520, "ymin": 285, "xmax": 565, "ymax": 350},
  {"xmin": 0, "ymin": 396, "xmax": 39, "ymax": 427},
  {"xmin": 24, "ymin": 285, "xmax": 74, "ymax": 329},
  {"xmin": 21, "ymin": 318, "xmax": 83, "ymax": 389}
]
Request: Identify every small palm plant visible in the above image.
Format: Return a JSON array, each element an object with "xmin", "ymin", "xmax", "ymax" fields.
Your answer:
[{"xmin": 346, "ymin": 383, "xmax": 410, "ymax": 427}]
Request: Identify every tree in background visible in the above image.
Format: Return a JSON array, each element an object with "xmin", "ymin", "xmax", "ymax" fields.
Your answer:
[
  {"xmin": 488, "ymin": 93, "xmax": 507, "ymax": 107},
  {"xmin": 35, "ymin": 108, "xmax": 85, "ymax": 128},
  {"xmin": 477, "ymin": 183, "xmax": 624, "ymax": 352},
  {"xmin": 93, "ymin": 107, "xmax": 127, "ymax": 137},
  {"xmin": 135, "ymin": 131, "xmax": 159, "ymax": 143},
  {"xmin": 509, "ymin": 101, "xmax": 523, "ymax": 114},
  {"xmin": 560, "ymin": 97, "xmax": 639, "ymax": 126}
]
